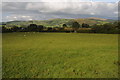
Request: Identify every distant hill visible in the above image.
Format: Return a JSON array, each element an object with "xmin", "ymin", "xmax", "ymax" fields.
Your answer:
[
  {"xmin": 74, "ymin": 17, "xmax": 116, "ymax": 26},
  {"xmin": 3, "ymin": 17, "xmax": 116, "ymax": 27},
  {"xmin": 86, "ymin": 17, "xmax": 107, "ymax": 21}
]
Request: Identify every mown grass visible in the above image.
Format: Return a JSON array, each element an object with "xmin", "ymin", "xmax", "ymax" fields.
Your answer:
[{"xmin": 2, "ymin": 32, "xmax": 118, "ymax": 78}]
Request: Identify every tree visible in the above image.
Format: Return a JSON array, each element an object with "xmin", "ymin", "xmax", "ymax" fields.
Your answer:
[
  {"xmin": 37, "ymin": 25, "xmax": 44, "ymax": 31},
  {"xmin": 47, "ymin": 27, "xmax": 52, "ymax": 31},
  {"xmin": 82, "ymin": 23, "xmax": 89, "ymax": 28},
  {"xmin": 27, "ymin": 24, "xmax": 38, "ymax": 32},
  {"xmin": 11, "ymin": 25, "xmax": 19, "ymax": 32},
  {"xmin": 113, "ymin": 21, "xmax": 120, "ymax": 29},
  {"xmin": 92, "ymin": 22, "xmax": 119, "ymax": 34},
  {"xmin": 2, "ymin": 26, "xmax": 7, "ymax": 33},
  {"xmin": 72, "ymin": 21, "xmax": 80, "ymax": 32},
  {"xmin": 63, "ymin": 24, "xmax": 67, "ymax": 28}
]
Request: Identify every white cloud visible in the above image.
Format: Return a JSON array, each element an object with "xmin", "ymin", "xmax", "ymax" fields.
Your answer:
[
  {"xmin": 25, "ymin": 2, "xmax": 118, "ymax": 15},
  {"xmin": 13, "ymin": 17, "xmax": 17, "ymax": 18},
  {"xmin": 29, "ymin": 19, "xmax": 33, "ymax": 20},
  {"xmin": 114, "ymin": 11, "xmax": 118, "ymax": 14},
  {"xmin": 2, "ymin": 2, "xmax": 118, "ymax": 21},
  {"xmin": 3, "ymin": 0, "xmax": 91, "ymax": 2},
  {"xmin": 90, "ymin": 12, "xmax": 95, "ymax": 15},
  {"xmin": 3, "ymin": 15, "xmax": 34, "ymax": 21},
  {"xmin": 2, "ymin": 0, "xmax": 119, "ymax": 2}
]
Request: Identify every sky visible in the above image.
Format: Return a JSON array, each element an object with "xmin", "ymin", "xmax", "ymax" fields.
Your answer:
[
  {"xmin": 1, "ymin": 0, "xmax": 119, "ymax": 22},
  {"xmin": 2, "ymin": 0, "xmax": 119, "ymax": 2}
]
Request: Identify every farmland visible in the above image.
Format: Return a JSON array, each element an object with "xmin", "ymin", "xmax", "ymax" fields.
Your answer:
[{"xmin": 2, "ymin": 32, "xmax": 118, "ymax": 78}]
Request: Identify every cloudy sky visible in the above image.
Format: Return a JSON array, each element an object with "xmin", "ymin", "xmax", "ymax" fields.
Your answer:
[{"xmin": 1, "ymin": 0, "xmax": 119, "ymax": 22}]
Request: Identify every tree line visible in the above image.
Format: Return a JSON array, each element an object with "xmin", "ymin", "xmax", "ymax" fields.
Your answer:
[{"xmin": 1, "ymin": 21, "xmax": 120, "ymax": 34}]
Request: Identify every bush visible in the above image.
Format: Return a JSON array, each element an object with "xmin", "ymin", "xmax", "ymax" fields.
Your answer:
[
  {"xmin": 77, "ymin": 28, "xmax": 92, "ymax": 33},
  {"xmin": 92, "ymin": 22, "xmax": 120, "ymax": 34}
]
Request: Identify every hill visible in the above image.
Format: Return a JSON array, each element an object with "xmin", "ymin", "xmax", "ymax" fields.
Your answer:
[{"xmin": 3, "ymin": 17, "xmax": 116, "ymax": 28}]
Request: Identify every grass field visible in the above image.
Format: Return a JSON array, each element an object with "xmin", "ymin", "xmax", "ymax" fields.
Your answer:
[
  {"xmin": 2, "ymin": 32, "xmax": 118, "ymax": 78},
  {"xmin": 0, "ymin": 33, "xmax": 2, "ymax": 79}
]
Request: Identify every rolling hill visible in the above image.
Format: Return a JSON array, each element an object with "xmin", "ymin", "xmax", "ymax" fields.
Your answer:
[{"xmin": 3, "ymin": 17, "xmax": 116, "ymax": 28}]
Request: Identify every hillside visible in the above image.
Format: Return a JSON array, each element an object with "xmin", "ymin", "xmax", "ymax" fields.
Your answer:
[
  {"xmin": 74, "ymin": 18, "xmax": 115, "ymax": 26},
  {"xmin": 3, "ymin": 17, "xmax": 116, "ymax": 27}
]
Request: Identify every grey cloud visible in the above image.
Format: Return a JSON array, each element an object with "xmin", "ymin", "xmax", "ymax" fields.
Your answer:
[{"xmin": 2, "ymin": 2, "xmax": 118, "ymax": 22}]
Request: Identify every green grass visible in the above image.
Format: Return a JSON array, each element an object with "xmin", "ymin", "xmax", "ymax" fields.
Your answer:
[
  {"xmin": 2, "ymin": 32, "xmax": 118, "ymax": 78},
  {"xmin": 0, "ymin": 33, "xmax": 2, "ymax": 79}
]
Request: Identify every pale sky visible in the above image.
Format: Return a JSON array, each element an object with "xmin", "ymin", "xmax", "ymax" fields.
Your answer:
[
  {"xmin": 1, "ymin": 0, "xmax": 119, "ymax": 22},
  {"xmin": 2, "ymin": 0, "xmax": 119, "ymax": 2}
]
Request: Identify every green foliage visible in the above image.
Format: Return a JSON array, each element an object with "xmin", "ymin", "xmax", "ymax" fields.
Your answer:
[
  {"xmin": 72, "ymin": 21, "xmax": 80, "ymax": 28},
  {"xmin": 2, "ymin": 18, "xmax": 119, "ymax": 34},
  {"xmin": 77, "ymin": 28, "xmax": 92, "ymax": 33},
  {"xmin": 92, "ymin": 22, "xmax": 120, "ymax": 34},
  {"xmin": 82, "ymin": 23, "xmax": 89, "ymax": 28},
  {"xmin": 63, "ymin": 24, "xmax": 67, "ymax": 28}
]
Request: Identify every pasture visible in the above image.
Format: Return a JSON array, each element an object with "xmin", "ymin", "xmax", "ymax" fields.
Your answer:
[{"xmin": 2, "ymin": 32, "xmax": 118, "ymax": 78}]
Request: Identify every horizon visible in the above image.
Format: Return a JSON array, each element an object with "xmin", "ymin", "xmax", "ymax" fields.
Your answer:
[{"xmin": 1, "ymin": 17, "xmax": 118, "ymax": 23}]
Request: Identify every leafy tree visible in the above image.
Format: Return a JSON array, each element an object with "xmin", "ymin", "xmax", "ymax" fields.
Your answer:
[
  {"xmin": 11, "ymin": 25, "xmax": 19, "ymax": 32},
  {"xmin": 63, "ymin": 24, "xmax": 67, "ymax": 28},
  {"xmin": 37, "ymin": 25, "xmax": 44, "ymax": 31},
  {"xmin": 113, "ymin": 21, "xmax": 120, "ymax": 29},
  {"xmin": 47, "ymin": 27, "xmax": 52, "ymax": 31},
  {"xmin": 82, "ymin": 23, "xmax": 89, "ymax": 28},
  {"xmin": 2, "ymin": 26, "xmax": 7, "ymax": 33},
  {"xmin": 72, "ymin": 21, "xmax": 80, "ymax": 32},
  {"xmin": 92, "ymin": 22, "xmax": 119, "ymax": 34},
  {"xmin": 27, "ymin": 24, "xmax": 38, "ymax": 32}
]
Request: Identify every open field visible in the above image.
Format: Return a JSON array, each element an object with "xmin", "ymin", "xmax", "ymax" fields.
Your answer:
[
  {"xmin": 2, "ymin": 33, "xmax": 118, "ymax": 78},
  {"xmin": 0, "ymin": 33, "xmax": 2, "ymax": 79}
]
